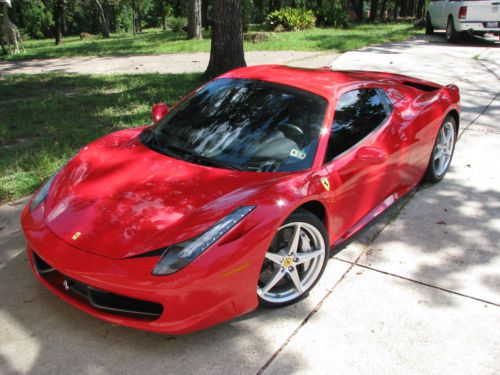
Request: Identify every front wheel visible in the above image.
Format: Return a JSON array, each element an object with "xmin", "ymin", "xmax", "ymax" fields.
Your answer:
[
  {"xmin": 424, "ymin": 116, "xmax": 457, "ymax": 183},
  {"xmin": 446, "ymin": 17, "xmax": 460, "ymax": 43},
  {"xmin": 258, "ymin": 209, "xmax": 329, "ymax": 307},
  {"xmin": 425, "ymin": 13, "xmax": 434, "ymax": 35}
]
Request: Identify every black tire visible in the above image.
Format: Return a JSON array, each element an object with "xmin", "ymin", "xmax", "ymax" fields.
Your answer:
[
  {"xmin": 446, "ymin": 16, "xmax": 460, "ymax": 43},
  {"xmin": 424, "ymin": 115, "xmax": 457, "ymax": 183},
  {"xmin": 258, "ymin": 209, "xmax": 329, "ymax": 308},
  {"xmin": 425, "ymin": 13, "xmax": 434, "ymax": 35}
]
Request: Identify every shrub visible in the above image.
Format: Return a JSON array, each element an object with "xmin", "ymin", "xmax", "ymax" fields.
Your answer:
[
  {"xmin": 317, "ymin": 3, "xmax": 351, "ymax": 29},
  {"xmin": 168, "ymin": 17, "xmax": 187, "ymax": 32},
  {"xmin": 266, "ymin": 8, "xmax": 316, "ymax": 31},
  {"xmin": 17, "ymin": 0, "xmax": 53, "ymax": 39}
]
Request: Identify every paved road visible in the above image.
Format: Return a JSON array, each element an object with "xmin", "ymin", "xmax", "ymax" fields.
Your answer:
[
  {"xmin": 0, "ymin": 50, "xmax": 337, "ymax": 75},
  {"xmin": 1, "ymin": 34, "xmax": 499, "ymax": 374}
]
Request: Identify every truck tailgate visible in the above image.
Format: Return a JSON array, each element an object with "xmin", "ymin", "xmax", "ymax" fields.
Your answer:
[{"xmin": 466, "ymin": 0, "xmax": 500, "ymax": 23}]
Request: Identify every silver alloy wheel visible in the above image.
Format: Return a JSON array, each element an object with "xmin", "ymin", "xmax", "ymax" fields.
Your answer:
[
  {"xmin": 258, "ymin": 222, "xmax": 326, "ymax": 304},
  {"xmin": 433, "ymin": 121, "xmax": 455, "ymax": 177}
]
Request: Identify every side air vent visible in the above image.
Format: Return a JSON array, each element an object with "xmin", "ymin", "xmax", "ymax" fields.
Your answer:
[{"xmin": 402, "ymin": 81, "xmax": 439, "ymax": 92}]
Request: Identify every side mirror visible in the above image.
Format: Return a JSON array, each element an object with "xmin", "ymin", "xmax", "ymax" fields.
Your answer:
[
  {"xmin": 152, "ymin": 103, "xmax": 169, "ymax": 124},
  {"xmin": 355, "ymin": 147, "xmax": 388, "ymax": 165}
]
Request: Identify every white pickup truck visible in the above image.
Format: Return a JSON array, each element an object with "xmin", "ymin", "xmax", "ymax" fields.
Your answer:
[{"xmin": 426, "ymin": 0, "xmax": 500, "ymax": 42}]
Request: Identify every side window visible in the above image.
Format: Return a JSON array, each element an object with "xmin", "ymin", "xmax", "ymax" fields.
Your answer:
[{"xmin": 324, "ymin": 88, "xmax": 390, "ymax": 163}]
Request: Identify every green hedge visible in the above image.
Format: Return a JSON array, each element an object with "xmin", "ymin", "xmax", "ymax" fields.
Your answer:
[{"xmin": 267, "ymin": 8, "xmax": 316, "ymax": 31}]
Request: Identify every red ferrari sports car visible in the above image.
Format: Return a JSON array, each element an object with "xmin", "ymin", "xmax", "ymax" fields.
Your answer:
[{"xmin": 21, "ymin": 65, "xmax": 460, "ymax": 334}]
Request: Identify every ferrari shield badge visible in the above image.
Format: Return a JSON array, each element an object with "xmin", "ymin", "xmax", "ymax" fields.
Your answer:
[
  {"xmin": 72, "ymin": 231, "xmax": 82, "ymax": 240},
  {"xmin": 320, "ymin": 177, "xmax": 330, "ymax": 191}
]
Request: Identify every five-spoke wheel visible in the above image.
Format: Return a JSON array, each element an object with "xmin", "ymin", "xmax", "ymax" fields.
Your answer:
[
  {"xmin": 425, "ymin": 115, "xmax": 457, "ymax": 182},
  {"xmin": 258, "ymin": 210, "xmax": 328, "ymax": 307}
]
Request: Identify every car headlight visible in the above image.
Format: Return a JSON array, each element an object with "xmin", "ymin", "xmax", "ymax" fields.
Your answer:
[
  {"xmin": 152, "ymin": 206, "xmax": 255, "ymax": 276},
  {"xmin": 29, "ymin": 174, "xmax": 56, "ymax": 212}
]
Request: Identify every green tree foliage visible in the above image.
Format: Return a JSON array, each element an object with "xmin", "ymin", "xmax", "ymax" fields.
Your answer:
[
  {"xmin": 10, "ymin": 0, "xmax": 53, "ymax": 39},
  {"xmin": 6, "ymin": 0, "xmax": 418, "ymax": 41}
]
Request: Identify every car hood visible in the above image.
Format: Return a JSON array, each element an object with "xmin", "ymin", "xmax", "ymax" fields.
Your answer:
[{"xmin": 43, "ymin": 128, "xmax": 288, "ymax": 259}]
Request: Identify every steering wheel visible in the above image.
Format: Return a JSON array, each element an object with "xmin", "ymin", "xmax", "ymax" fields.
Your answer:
[{"xmin": 279, "ymin": 123, "xmax": 304, "ymax": 143}]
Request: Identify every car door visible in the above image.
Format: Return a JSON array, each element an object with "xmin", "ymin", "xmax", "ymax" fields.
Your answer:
[{"xmin": 322, "ymin": 88, "xmax": 408, "ymax": 244}]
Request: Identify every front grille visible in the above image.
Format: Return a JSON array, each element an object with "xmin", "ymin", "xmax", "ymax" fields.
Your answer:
[{"xmin": 32, "ymin": 251, "xmax": 163, "ymax": 321}]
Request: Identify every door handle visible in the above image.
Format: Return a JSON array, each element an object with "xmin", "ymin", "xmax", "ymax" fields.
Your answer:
[{"xmin": 355, "ymin": 147, "xmax": 388, "ymax": 165}]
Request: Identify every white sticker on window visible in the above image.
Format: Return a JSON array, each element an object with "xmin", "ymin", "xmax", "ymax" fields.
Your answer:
[{"xmin": 290, "ymin": 149, "xmax": 306, "ymax": 160}]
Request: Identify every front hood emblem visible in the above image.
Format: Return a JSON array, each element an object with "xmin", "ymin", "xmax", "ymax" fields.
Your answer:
[{"xmin": 72, "ymin": 231, "xmax": 82, "ymax": 240}]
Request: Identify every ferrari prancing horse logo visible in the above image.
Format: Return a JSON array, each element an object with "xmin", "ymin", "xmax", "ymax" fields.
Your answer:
[
  {"xmin": 72, "ymin": 231, "xmax": 82, "ymax": 240},
  {"xmin": 320, "ymin": 177, "xmax": 330, "ymax": 191}
]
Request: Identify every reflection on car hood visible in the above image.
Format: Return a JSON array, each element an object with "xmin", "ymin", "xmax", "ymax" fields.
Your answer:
[{"xmin": 43, "ymin": 128, "xmax": 286, "ymax": 259}]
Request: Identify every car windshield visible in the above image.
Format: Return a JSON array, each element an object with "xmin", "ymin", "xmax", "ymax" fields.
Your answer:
[{"xmin": 140, "ymin": 78, "xmax": 327, "ymax": 172}]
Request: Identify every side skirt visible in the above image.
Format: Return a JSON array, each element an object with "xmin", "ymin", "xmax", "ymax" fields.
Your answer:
[{"xmin": 330, "ymin": 184, "xmax": 418, "ymax": 255}]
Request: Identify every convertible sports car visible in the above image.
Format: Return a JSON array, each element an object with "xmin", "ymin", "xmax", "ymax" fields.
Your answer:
[{"xmin": 21, "ymin": 65, "xmax": 460, "ymax": 334}]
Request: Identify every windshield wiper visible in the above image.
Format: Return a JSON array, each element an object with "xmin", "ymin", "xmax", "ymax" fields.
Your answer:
[
  {"xmin": 141, "ymin": 128, "xmax": 187, "ymax": 160},
  {"xmin": 164, "ymin": 144, "xmax": 244, "ymax": 171},
  {"xmin": 141, "ymin": 129, "xmax": 243, "ymax": 171}
]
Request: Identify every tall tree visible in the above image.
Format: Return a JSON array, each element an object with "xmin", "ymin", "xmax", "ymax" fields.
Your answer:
[
  {"xmin": 94, "ymin": 0, "xmax": 110, "ymax": 37},
  {"xmin": 369, "ymin": 0, "xmax": 379, "ymax": 20},
  {"xmin": 380, "ymin": 0, "xmax": 387, "ymax": 20},
  {"xmin": 204, "ymin": 0, "xmax": 246, "ymax": 80},
  {"xmin": 353, "ymin": 0, "xmax": 363, "ymax": 21},
  {"xmin": 416, "ymin": 0, "xmax": 424, "ymax": 18},
  {"xmin": 202, "ymin": 0, "xmax": 209, "ymax": 30},
  {"xmin": 54, "ymin": 0, "xmax": 64, "ymax": 45},
  {"xmin": 188, "ymin": 0, "xmax": 202, "ymax": 39}
]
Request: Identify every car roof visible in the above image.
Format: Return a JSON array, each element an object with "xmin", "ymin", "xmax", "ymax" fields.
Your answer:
[
  {"xmin": 220, "ymin": 65, "xmax": 441, "ymax": 100},
  {"xmin": 220, "ymin": 65, "xmax": 372, "ymax": 99}
]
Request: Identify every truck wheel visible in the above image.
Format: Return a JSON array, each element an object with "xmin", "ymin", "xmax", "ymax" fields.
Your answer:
[
  {"xmin": 425, "ymin": 13, "xmax": 434, "ymax": 35},
  {"xmin": 446, "ymin": 16, "xmax": 460, "ymax": 43}
]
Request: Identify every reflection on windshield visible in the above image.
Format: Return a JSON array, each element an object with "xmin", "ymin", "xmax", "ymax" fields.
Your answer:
[{"xmin": 142, "ymin": 78, "xmax": 327, "ymax": 172}]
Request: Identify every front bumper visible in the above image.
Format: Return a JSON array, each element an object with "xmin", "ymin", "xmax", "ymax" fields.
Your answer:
[
  {"xmin": 21, "ymin": 203, "xmax": 272, "ymax": 334},
  {"xmin": 457, "ymin": 21, "xmax": 500, "ymax": 33}
]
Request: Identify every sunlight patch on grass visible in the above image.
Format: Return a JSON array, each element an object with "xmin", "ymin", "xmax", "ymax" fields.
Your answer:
[{"xmin": 3, "ymin": 23, "xmax": 421, "ymax": 61}]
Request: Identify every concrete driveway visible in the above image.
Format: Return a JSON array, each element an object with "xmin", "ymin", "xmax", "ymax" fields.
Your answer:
[{"xmin": 1, "ymin": 35, "xmax": 499, "ymax": 374}]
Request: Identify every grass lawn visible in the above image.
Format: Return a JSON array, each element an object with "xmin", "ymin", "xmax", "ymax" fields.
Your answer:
[
  {"xmin": 2, "ymin": 23, "xmax": 421, "ymax": 61},
  {"xmin": 0, "ymin": 73, "xmax": 202, "ymax": 202}
]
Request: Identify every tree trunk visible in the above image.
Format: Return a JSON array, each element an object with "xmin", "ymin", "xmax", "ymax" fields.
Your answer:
[
  {"xmin": 393, "ymin": 0, "xmax": 398, "ymax": 19},
  {"xmin": 369, "ymin": 0, "xmax": 379, "ymax": 20},
  {"xmin": 204, "ymin": 0, "xmax": 246, "ymax": 80},
  {"xmin": 380, "ymin": 0, "xmax": 387, "ymax": 20},
  {"xmin": 54, "ymin": 0, "xmax": 63, "ymax": 45},
  {"xmin": 416, "ymin": 0, "xmax": 424, "ymax": 18},
  {"xmin": 273, "ymin": 0, "xmax": 281, "ymax": 11},
  {"xmin": 202, "ymin": 0, "xmax": 210, "ymax": 30},
  {"xmin": 137, "ymin": 3, "xmax": 142, "ymax": 32},
  {"xmin": 400, "ymin": 0, "xmax": 409, "ymax": 17},
  {"xmin": 161, "ymin": 14, "xmax": 167, "ymax": 30},
  {"xmin": 95, "ymin": 0, "xmax": 110, "ymax": 38},
  {"xmin": 132, "ymin": 0, "xmax": 136, "ymax": 36},
  {"xmin": 356, "ymin": 0, "xmax": 364, "ymax": 21},
  {"xmin": 173, "ymin": 0, "xmax": 182, "ymax": 17},
  {"xmin": 0, "ymin": 25, "xmax": 7, "ymax": 55},
  {"xmin": 188, "ymin": 0, "xmax": 202, "ymax": 39},
  {"xmin": 408, "ymin": 0, "xmax": 416, "ymax": 17}
]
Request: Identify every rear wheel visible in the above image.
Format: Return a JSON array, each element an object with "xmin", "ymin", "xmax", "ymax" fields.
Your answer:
[
  {"xmin": 258, "ymin": 210, "xmax": 328, "ymax": 307},
  {"xmin": 424, "ymin": 116, "xmax": 457, "ymax": 183},
  {"xmin": 446, "ymin": 16, "xmax": 460, "ymax": 43},
  {"xmin": 425, "ymin": 13, "xmax": 434, "ymax": 35}
]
